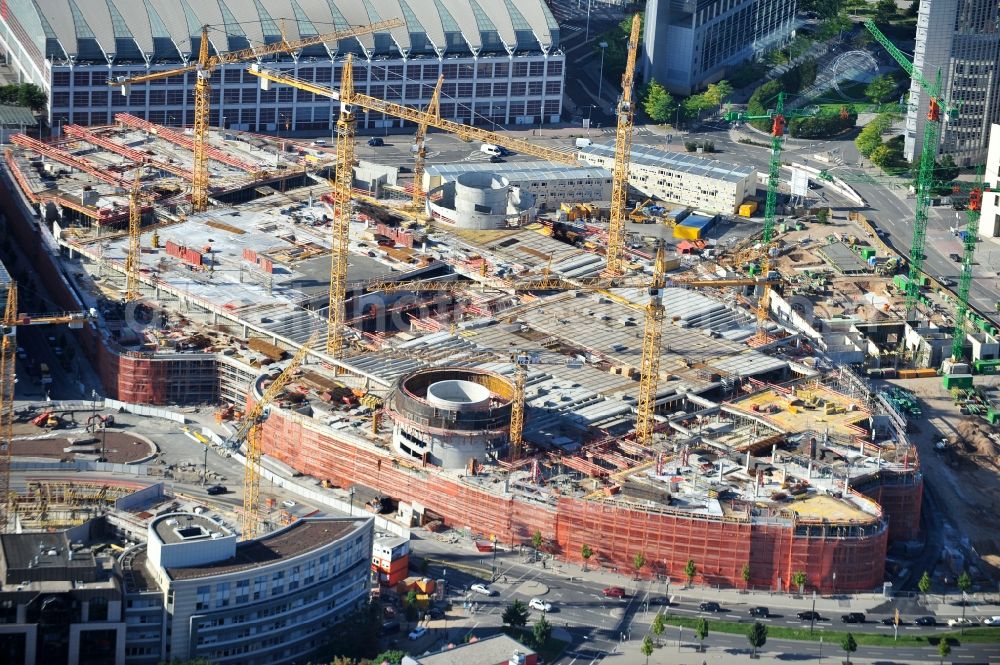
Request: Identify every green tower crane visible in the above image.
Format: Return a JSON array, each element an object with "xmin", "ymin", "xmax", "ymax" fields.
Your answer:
[
  {"xmin": 724, "ymin": 93, "xmax": 816, "ymax": 339},
  {"xmin": 864, "ymin": 19, "xmax": 958, "ymax": 317},
  {"xmin": 951, "ymin": 174, "xmax": 986, "ymax": 362}
]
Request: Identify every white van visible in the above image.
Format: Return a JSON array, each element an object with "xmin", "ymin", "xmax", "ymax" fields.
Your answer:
[
  {"xmin": 575, "ymin": 138, "xmax": 593, "ymax": 148},
  {"xmin": 480, "ymin": 143, "xmax": 502, "ymax": 156}
]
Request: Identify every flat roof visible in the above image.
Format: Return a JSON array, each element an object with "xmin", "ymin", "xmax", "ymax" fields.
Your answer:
[
  {"xmin": 0, "ymin": 532, "xmax": 101, "ymax": 584},
  {"xmin": 425, "ymin": 160, "xmax": 611, "ymax": 182},
  {"xmin": 580, "ymin": 143, "xmax": 755, "ymax": 183},
  {"xmin": 152, "ymin": 514, "xmax": 231, "ymax": 545},
  {"xmin": 410, "ymin": 633, "xmax": 536, "ymax": 665},
  {"xmin": 164, "ymin": 518, "xmax": 366, "ymax": 581}
]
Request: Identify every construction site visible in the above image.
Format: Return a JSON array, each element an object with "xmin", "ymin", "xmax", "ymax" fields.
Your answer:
[{"xmin": 11, "ymin": 14, "xmax": 1000, "ymax": 597}]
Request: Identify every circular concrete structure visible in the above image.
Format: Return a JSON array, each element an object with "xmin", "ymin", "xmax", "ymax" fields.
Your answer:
[
  {"xmin": 386, "ymin": 367, "xmax": 515, "ymax": 468},
  {"xmin": 426, "ymin": 171, "xmax": 536, "ymax": 229},
  {"xmin": 426, "ymin": 379, "xmax": 492, "ymax": 410}
]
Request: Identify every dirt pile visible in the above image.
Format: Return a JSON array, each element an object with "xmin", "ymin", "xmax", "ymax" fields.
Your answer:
[{"xmin": 954, "ymin": 418, "xmax": 1000, "ymax": 458}]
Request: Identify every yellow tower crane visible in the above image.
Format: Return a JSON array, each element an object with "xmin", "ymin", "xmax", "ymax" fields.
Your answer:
[
  {"xmin": 125, "ymin": 170, "xmax": 144, "ymax": 302},
  {"xmin": 111, "ymin": 19, "xmax": 403, "ymax": 212},
  {"xmin": 635, "ymin": 244, "xmax": 669, "ymax": 445},
  {"xmin": 410, "ymin": 76, "xmax": 445, "ymax": 211},
  {"xmin": 0, "ymin": 282, "xmax": 92, "ymax": 532},
  {"xmin": 605, "ymin": 13, "xmax": 642, "ymax": 277},
  {"xmin": 228, "ymin": 334, "xmax": 315, "ymax": 540}
]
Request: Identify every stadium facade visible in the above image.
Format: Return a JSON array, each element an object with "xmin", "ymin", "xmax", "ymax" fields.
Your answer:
[{"xmin": 0, "ymin": 0, "xmax": 565, "ymax": 131}]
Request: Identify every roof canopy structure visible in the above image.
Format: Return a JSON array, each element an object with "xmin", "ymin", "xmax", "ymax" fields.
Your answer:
[{"xmin": 27, "ymin": 0, "xmax": 559, "ymax": 64}]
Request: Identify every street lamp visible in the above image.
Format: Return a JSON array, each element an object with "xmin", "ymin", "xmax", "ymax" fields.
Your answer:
[
  {"xmin": 585, "ymin": 0, "xmax": 592, "ymax": 43},
  {"xmin": 348, "ymin": 487, "xmax": 355, "ymax": 516},
  {"xmin": 809, "ymin": 589, "xmax": 817, "ymax": 634},
  {"xmin": 597, "ymin": 41, "xmax": 609, "ymax": 103}
]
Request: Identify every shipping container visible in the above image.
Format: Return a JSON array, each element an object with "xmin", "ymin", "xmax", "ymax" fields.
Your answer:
[
  {"xmin": 738, "ymin": 200, "xmax": 758, "ymax": 217},
  {"xmin": 673, "ymin": 213, "xmax": 716, "ymax": 240}
]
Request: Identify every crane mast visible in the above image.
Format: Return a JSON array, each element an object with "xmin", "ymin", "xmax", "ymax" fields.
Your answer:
[
  {"xmin": 411, "ymin": 77, "xmax": 444, "ymax": 210},
  {"xmin": 951, "ymin": 175, "xmax": 985, "ymax": 361},
  {"xmin": 326, "ymin": 57, "xmax": 357, "ymax": 361},
  {"xmin": 635, "ymin": 244, "xmax": 668, "ymax": 445},
  {"xmin": 0, "ymin": 283, "xmax": 15, "ymax": 532},
  {"xmin": 605, "ymin": 14, "xmax": 642, "ymax": 277},
  {"xmin": 125, "ymin": 171, "xmax": 143, "ymax": 302},
  {"xmin": 236, "ymin": 337, "xmax": 314, "ymax": 540}
]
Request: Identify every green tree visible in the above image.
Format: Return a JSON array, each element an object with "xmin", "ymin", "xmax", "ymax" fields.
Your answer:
[
  {"xmin": 682, "ymin": 93, "xmax": 715, "ymax": 121},
  {"xmin": 533, "ymin": 613, "xmax": 552, "ymax": 647},
  {"xmin": 695, "ymin": 617, "xmax": 709, "ymax": 652},
  {"xmin": 532, "ymin": 530, "xmax": 543, "ymax": 561},
  {"xmin": 816, "ymin": 13, "xmax": 852, "ymax": 40},
  {"xmin": 684, "ymin": 559, "xmax": 697, "ymax": 587},
  {"xmin": 641, "ymin": 634, "xmax": 654, "ymax": 664},
  {"xmin": 633, "ymin": 552, "xmax": 647, "ymax": 580},
  {"xmin": 581, "ymin": 543, "xmax": 594, "ymax": 571},
  {"xmin": 866, "ymin": 74, "xmax": 897, "ymax": 105},
  {"xmin": 747, "ymin": 80, "xmax": 784, "ymax": 132},
  {"xmin": 705, "ymin": 80, "xmax": 734, "ymax": 107},
  {"xmin": 642, "ymin": 80, "xmax": 677, "ymax": 124},
  {"xmin": 841, "ymin": 632, "xmax": 858, "ymax": 664},
  {"xmin": 870, "ymin": 144, "xmax": 894, "ymax": 169},
  {"xmin": 502, "ymin": 599, "xmax": 529, "ymax": 627},
  {"xmin": 374, "ymin": 650, "xmax": 407, "ymax": 665},
  {"xmin": 907, "ymin": 0, "xmax": 920, "ymax": 18},
  {"xmin": 792, "ymin": 570, "xmax": 807, "ymax": 594},
  {"xmin": 799, "ymin": 0, "xmax": 845, "ymax": 19},
  {"xmin": 747, "ymin": 621, "xmax": 768, "ymax": 658},
  {"xmin": 404, "ymin": 590, "xmax": 419, "ymax": 623},
  {"xmin": 918, "ymin": 570, "xmax": 932, "ymax": 601},
  {"xmin": 875, "ymin": 0, "xmax": 898, "ymax": 23},
  {"xmin": 957, "ymin": 571, "xmax": 972, "ymax": 594},
  {"xmin": 0, "ymin": 83, "xmax": 47, "ymax": 112},
  {"xmin": 741, "ymin": 563, "xmax": 752, "ymax": 590},
  {"xmin": 651, "ymin": 612, "xmax": 666, "ymax": 646},
  {"xmin": 817, "ymin": 208, "xmax": 829, "ymax": 224},
  {"xmin": 938, "ymin": 639, "xmax": 951, "ymax": 664}
]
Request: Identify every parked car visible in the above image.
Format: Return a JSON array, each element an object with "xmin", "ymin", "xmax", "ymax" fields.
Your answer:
[
  {"xmin": 603, "ymin": 587, "xmax": 626, "ymax": 598},
  {"xmin": 947, "ymin": 617, "xmax": 976, "ymax": 627},
  {"xmin": 281, "ymin": 499, "xmax": 296, "ymax": 508},
  {"xmin": 841, "ymin": 612, "xmax": 866, "ymax": 624},
  {"xmin": 982, "ymin": 616, "xmax": 1000, "ymax": 626},
  {"xmin": 368, "ymin": 137, "xmax": 384, "ymax": 147},
  {"xmin": 206, "ymin": 485, "xmax": 227, "ymax": 496},
  {"xmin": 914, "ymin": 616, "xmax": 936, "ymax": 626},
  {"xmin": 748, "ymin": 607, "xmax": 770, "ymax": 618},
  {"xmin": 797, "ymin": 611, "xmax": 823, "ymax": 622},
  {"xmin": 408, "ymin": 626, "xmax": 428, "ymax": 640},
  {"xmin": 699, "ymin": 602, "xmax": 723, "ymax": 612},
  {"xmin": 489, "ymin": 155, "xmax": 504, "ymax": 163},
  {"xmin": 950, "ymin": 253, "xmax": 962, "ymax": 262},
  {"xmin": 529, "ymin": 598, "xmax": 553, "ymax": 612},
  {"xmin": 470, "ymin": 583, "xmax": 496, "ymax": 596},
  {"xmin": 428, "ymin": 607, "xmax": 445, "ymax": 620}
]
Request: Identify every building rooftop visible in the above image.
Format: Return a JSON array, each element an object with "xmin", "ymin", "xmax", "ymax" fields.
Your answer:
[
  {"xmin": 152, "ymin": 514, "xmax": 232, "ymax": 545},
  {"xmin": 425, "ymin": 161, "xmax": 611, "ymax": 183},
  {"xmin": 404, "ymin": 634, "xmax": 536, "ymax": 665},
  {"xmin": 0, "ymin": 532, "xmax": 100, "ymax": 584},
  {"xmin": 163, "ymin": 518, "xmax": 366, "ymax": 581},
  {"xmin": 579, "ymin": 143, "xmax": 755, "ymax": 183}
]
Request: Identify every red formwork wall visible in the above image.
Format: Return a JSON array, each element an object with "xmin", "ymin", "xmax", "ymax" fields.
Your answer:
[
  {"xmin": 859, "ymin": 476, "xmax": 923, "ymax": 542},
  {"xmin": 262, "ymin": 410, "xmax": 888, "ymax": 592},
  {"xmin": 259, "ymin": 413, "xmax": 558, "ymax": 546}
]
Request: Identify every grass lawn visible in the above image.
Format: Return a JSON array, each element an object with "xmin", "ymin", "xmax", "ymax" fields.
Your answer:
[{"xmin": 658, "ymin": 614, "xmax": 1000, "ymax": 647}]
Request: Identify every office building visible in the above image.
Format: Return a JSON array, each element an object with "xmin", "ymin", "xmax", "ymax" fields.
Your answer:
[
  {"xmin": 979, "ymin": 123, "xmax": 1000, "ymax": 238},
  {"xmin": 121, "ymin": 514, "xmax": 373, "ymax": 665},
  {"xmin": 905, "ymin": 0, "xmax": 1000, "ymax": 165},
  {"xmin": 0, "ymin": 529, "xmax": 126, "ymax": 665},
  {"xmin": 642, "ymin": 0, "xmax": 798, "ymax": 95},
  {"xmin": 576, "ymin": 143, "xmax": 756, "ymax": 215},
  {"xmin": 0, "ymin": 0, "xmax": 564, "ymax": 131}
]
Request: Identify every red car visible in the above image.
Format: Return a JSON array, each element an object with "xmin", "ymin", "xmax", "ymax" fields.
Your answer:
[{"xmin": 603, "ymin": 587, "xmax": 626, "ymax": 598}]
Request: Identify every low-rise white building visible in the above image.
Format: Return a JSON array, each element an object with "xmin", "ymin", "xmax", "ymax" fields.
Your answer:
[
  {"xmin": 423, "ymin": 162, "xmax": 612, "ymax": 212},
  {"xmin": 981, "ymin": 123, "xmax": 1000, "ymax": 238},
  {"xmin": 576, "ymin": 144, "xmax": 756, "ymax": 215}
]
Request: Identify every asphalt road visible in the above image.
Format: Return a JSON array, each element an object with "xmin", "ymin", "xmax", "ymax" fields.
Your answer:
[{"xmin": 410, "ymin": 533, "xmax": 1000, "ymax": 664}]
